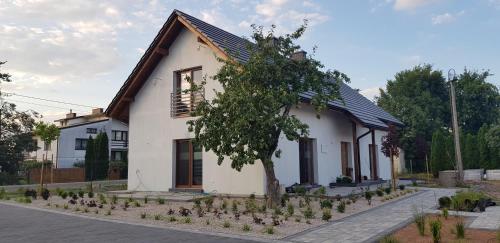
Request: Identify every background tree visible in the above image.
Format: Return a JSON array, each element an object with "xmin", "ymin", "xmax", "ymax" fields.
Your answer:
[
  {"xmin": 477, "ymin": 124, "xmax": 492, "ymax": 169},
  {"xmin": 34, "ymin": 122, "xmax": 60, "ymax": 189},
  {"xmin": 455, "ymin": 69, "xmax": 500, "ymax": 134},
  {"xmin": 381, "ymin": 125, "xmax": 400, "ymax": 190},
  {"xmin": 94, "ymin": 132, "xmax": 109, "ymax": 180},
  {"xmin": 485, "ymin": 124, "xmax": 500, "ymax": 169},
  {"xmin": 1, "ymin": 61, "xmax": 38, "ymax": 184},
  {"xmin": 84, "ymin": 136, "xmax": 95, "ymax": 181},
  {"xmin": 462, "ymin": 133, "xmax": 478, "ymax": 169},
  {"xmin": 187, "ymin": 24, "xmax": 348, "ymax": 206},
  {"xmin": 377, "ymin": 65, "xmax": 449, "ymax": 171},
  {"xmin": 429, "ymin": 129, "xmax": 455, "ymax": 176}
]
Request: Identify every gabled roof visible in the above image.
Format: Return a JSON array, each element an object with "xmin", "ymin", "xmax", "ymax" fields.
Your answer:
[{"xmin": 106, "ymin": 9, "xmax": 402, "ymax": 129}]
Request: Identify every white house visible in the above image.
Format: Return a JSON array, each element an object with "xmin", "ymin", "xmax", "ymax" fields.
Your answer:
[
  {"xmin": 106, "ymin": 10, "xmax": 403, "ymax": 195},
  {"xmin": 28, "ymin": 108, "xmax": 129, "ymax": 168}
]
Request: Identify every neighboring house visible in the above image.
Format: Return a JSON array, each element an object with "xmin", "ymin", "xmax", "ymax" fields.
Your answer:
[
  {"xmin": 26, "ymin": 135, "xmax": 58, "ymax": 163},
  {"xmin": 106, "ymin": 10, "xmax": 403, "ymax": 195},
  {"xmin": 28, "ymin": 108, "xmax": 129, "ymax": 168}
]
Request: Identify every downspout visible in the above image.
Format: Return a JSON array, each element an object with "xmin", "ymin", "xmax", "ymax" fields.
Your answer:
[{"xmin": 356, "ymin": 129, "xmax": 371, "ymax": 183}]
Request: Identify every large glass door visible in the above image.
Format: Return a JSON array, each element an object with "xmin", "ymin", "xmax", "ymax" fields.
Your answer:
[{"xmin": 175, "ymin": 140, "xmax": 202, "ymax": 188}]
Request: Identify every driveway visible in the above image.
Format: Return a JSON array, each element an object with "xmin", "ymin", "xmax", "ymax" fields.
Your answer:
[{"xmin": 0, "ymin": 203, "xmax": 260, "ymax": 243}]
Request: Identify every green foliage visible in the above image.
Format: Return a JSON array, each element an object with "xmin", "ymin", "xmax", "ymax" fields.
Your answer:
[
  {"xmin": 384, "ymin": 187, "xmax": 392, "ymax": 195},
  {"xmin": 430, "ymin": 129, "xmax": 455, "ymax": 176},
  {"xmin": 111, "ymin": 195, "xmax": 118, "ymax": 204},
  {"xmin": 183, "ymin": 217, "xmax": 192, "ymax": 224},
  {"xmin": 78, "ymin": 190, "xmax": 84, "ymax": 198},
  {"xmin": 438, "ymin": 196, "xmax": 451, "ymax": 209},
  {"xmin": 15, "ymin": 197, "xmax": 32, "ymax": 203},
  {"xmin": 455, "ymin": 219, "xmax": 465, "ymax": 239},
  {"xmin": 168, "ymin": 216, "xmax": 177, "ymax": 222},
  {"xmin": 302, "ymin": 206, "xmax": 314, "ymax": 219},
  {"xmin": 87, "ymin": 191, "xmax": 94, "ymax": 198},
  {"xmin": 398, "ymin": 185, "xmax": 405, "ymax": 191},
  {"xmin": 442, "ymin": 208, "xmax": 448, "ymax": 219},
  {"xmin": 429, "ymin": 219, "xmax": 442, "ymax": 243},
  {"xmin": 140, "ymin": 212, "xmax": 147, "ymax": 219},
  {"xmin": 379, "ymin": 235, "xmax": 400, "ymax": 243},
  {"xmin": 462, "ymin": 133, "xmax": 478, "ymax": 169},
  {"xmin": 451, "ymin": 190, "xmax": 487, "ymax": 211},
  {"xmin": 154, "ymin": 214, "xmax": 161, "ymax": 220},
  {"xmin": 265, "ymin": 226, "xmax": 275, "ymax": 235},
  {"xmin": 204, "ymin": 196, "xmax": 214, "ymax": 210},
  {"xmin": 84, "ymin": 136, "xmax": 95, "ymax": 181},
  {"xmin": 287, "ymin": 203, "xmax": 294, "ymax": 215},
  {"xmin": 242, "ymin": 224, "xmax": 251, "ymax": 232},
  {"xmin": 186, "ymin": 24, "xmax": 348, "ymax": 206},
  {"xmin": 157, "ymin": 198, "xmax": 165, "ymax": 205},
  {"xmin": 223, "ymin": 221, "xmax": 231, "ymax": 228},
  {"xmin": 321, "ymin": 208, "xmax": 332, "ymax": 221},
  {"xmin": 413, "ymin": 209, "xmax": 426, "ymax": 236},
  {"xmin": 376, "ymin": 189, "xmax": 384, "ymax": 197},
  {"xmin": 295, "ymin": 186, "xmax": 306, "ymax": 196},
  {"xmin": 337, "ymin": 201, "xmax": 346, "ymax": 213},
  {"xmin": 320, "ymin": 199, "xmax": 333, "ymax": 209}
]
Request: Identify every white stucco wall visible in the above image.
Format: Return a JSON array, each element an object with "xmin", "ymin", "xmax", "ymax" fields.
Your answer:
[
  {"xmin": 357, "ymin": 126, "xmax": 391, "ymax": 180},
  {"xmin": 28, "ymin": 136, "xmax": 58, "ymax": 165},
  {"xmin": 127, "ymin": 27, "xmax": 266, "ymax": 194}
]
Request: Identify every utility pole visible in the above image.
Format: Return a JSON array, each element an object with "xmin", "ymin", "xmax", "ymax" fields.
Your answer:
[{"xmin": 448, "ymin": 69, "xmax": 464, "ymax": 184}]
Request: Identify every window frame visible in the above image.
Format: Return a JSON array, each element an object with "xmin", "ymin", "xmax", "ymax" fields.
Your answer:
[
  {"xmin": 75, "ymin": 138, "xmax": 88, "ymax": 150},
  {"xmin": 111, "ymin": 130, "xmax": 128, "ymax": 141}
]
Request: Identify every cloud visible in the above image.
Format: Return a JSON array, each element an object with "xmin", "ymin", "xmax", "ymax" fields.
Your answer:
[
  {"xmin": 360, "ymin": 87, "xmax": 382, "ymax": 101},
  {"xmin": 393, "ymin": 0, "xmax": 441, "ymax": 11},
  {"xmin": 431, "ymin": 11, "xmax": 464, "ymax": 25}
]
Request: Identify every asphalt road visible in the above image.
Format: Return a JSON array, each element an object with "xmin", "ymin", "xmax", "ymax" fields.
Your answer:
[{"xmin": 0, "ymin": 203, "xmax": 260, "ymax": 243}]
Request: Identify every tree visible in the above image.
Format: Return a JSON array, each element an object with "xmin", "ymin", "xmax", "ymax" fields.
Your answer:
[
  {"xmin": 187, "ymin": 24, "xmax": 348, "ymax": 206},
  {"xmin": 381, "ymin": 125, "xmax": 400, "ymax": 190},
  {"xmin": 485, "ymin": 124, "xmax": 500, "ymax": 169},
  {"xmin": 94, "ymin": 132, "xmax": 109, "ymax": 180},
  {"xmin": 1, "ymin": 61, "xmax": 38, "ymax": 178},
  {"xmin": 429, "ymin": 129, "xmax": 455, "ymax": 176},
  {"xmin": 477, "ymin": 124, "xmax": 492, "ymax": 169},
  {"xmin": 84, "ymin": 136, "xmax": 95, "ymax": 181},
  {"xmin": 377, "ymin": 65, "xmax": 450, "ymax": 171},
  {"xmin": 455, "ymin": 69, "xmax": 500, "ymax": 134},
  {"xmin": 462, "ymin": 133, "xmax": 478, "ymax": 169},
  {"xmin": 34, "ymin": 122, "xmax": 60, "ymax": 189}
]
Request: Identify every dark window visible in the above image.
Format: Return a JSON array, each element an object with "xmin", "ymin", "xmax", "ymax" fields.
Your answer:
[
  {"xmin": 111, "ymin": 151, "xmax": 123, "ymax": 161},
  {"xmin": 112, "ymin": 130, "xmax": 128, "ymax": 141},
  {"xmin": 75, "ymin": 138, "xmax": 88, "ymax": 150},
  {"xmin": 86, "ymin": 128, "xmax": 97, "ymax": 134}
]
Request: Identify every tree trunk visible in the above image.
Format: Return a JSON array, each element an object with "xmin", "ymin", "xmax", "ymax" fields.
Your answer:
[
  {"xmin": 262, "ymin": 158, "xmax": 280, "ymax": 208},
  {"xmin": 390, "ymin": 149, "xmax": 396, "ymax": 191}
]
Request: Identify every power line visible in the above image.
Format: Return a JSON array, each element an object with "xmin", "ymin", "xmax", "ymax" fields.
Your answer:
[
  {"xmin": 2, "ymin": 92, "xmax": 99, "ymax": 108},
  {"xmin": 4, "ymin": 98, "xmax": 88, "ymax": 113}
]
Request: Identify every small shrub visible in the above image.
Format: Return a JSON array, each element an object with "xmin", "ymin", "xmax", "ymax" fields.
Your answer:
[
  {"xmin": 412, "ymin": 181, "xmax": 418, "ymax": 186},
  {"xmin": 379, "ymin": 235, "xmax": 400, "ymax": 243},
  {"xmin": 74, "ymin": 207, "xmax": 80, "ymax": 212},
  {"xmin": 295, "ymin": 216, "xmax": 301, "ymax": 222},
  {"xmin": 78, "ymin": 190, "xmax": 84, "ymax": 198},
  {"xmin": 265, "ymin": 226, "xmax": 274, "ymax": 234},
  {"xmin": 398, "ymin": 185, "xmax": 405, "ymax": 191},
  {"xmin": 68, "ymin": 191, "xmax": 75, "ymax": 198},
  {"xmin": 242, "ymin": 224, "xmax": 251, "ymax": 232},
  {"xmin": 134, "ymin": 201, "xmax": 141, "ymax": 207},
  {"xmin": 304, "ymin": 195, "xmax": 311, "ymax": 205},
  {"xmin": 144, "ymin": 196, "xmax": 148, "ymax": 204},
  {"xmin": 337, "ymin": 201, "xmax": 346, "ymax": 213},
  {"xmin": 322, "ymin": 208, "xmax": 332, "ymax": 221},
  {"xmin": 320, "ymin": 199, "xmax": 333, "ymax": 209},
  {"xmin": 204, "ymin": 196, "xmax": 214, "ymax": 210},
  {"xmin": 16, "ymin": 197, "xmax": 32, "ymax": 203},
  {"xmin": 157, "ymin": 198, "xmax": 165, "ymax": 205},
  {"xmin": 316, "ymin": 186, "xmax": 326, "ymax": 196},
  {"xmin": 223, "ymin": 221, "xmax": 231, "ymax": 228},
  {"xmin": 298, "ymin": 199, "xmax": 304, "ymax": 208},
  {"xmin": 63, "ymin": 204, "xmax": 68, "ymax": 209},
  {"xmin": 24, "ymin": 189, "xmax": 37, "ymax": 199},
  {"xmin": 384, "ymin": 187, "xmax": 391, "ymax": 195},
  {"xmin": 231, "ymin": 200, "xmax": 238, "ymax": 212},
  {"xmin": 303, "ymin": 206, "xmax": 314, "ymax": 219},
  {"xmin": 154, "ymin": 214, "xmax": 162, "ymax": 220},
  {"xmin": 60, "ymin": 191, "xmax": 68, "ymax": 199},
  {"xmin": 106, "ymin": 210, "xmax": 111, "ymax": 216},
  {"xmin": 376, "ymin": 189, "xmax": 384, "ymax": 197},
  {"xmin": 282, "ymin": 193, "xmax": 289, "ymax": 202},
  {"xmin": 365, "ymin": 191, "xmax": 373, "ymax": 205},
  {"xmin": 441, "ymin": 208, "xmax": 448, "ymax": 219},
  {"xmin": 455, "ymin": 220, "xmax": 465, "ymax": 239},
  {"xmin": 249, "ymin": 193, "xmax": 256, "ymax": 200},
  {"xmin": 83, "ymin": 207, "xmax": 89, "ymax": 213},
  {"xmin": 94, "ymin": 209, "xmax": 99, "ymax": 214},
  {"xmin": 274, "ymin": 207, "xmax": 282, "ymax": 215},
  {"xmin": 127, "ymin": 197, "xmax": 134, "ymax": 203},
  {"xmin": 414, "ymin": 210, "xmax": 426, "ymax": 236},
  {"xmin": 87, "ymin": 191, "xmax": 94, "ymax": 198},
  {"xmin": 41, "ymin": 188, "xmax": 50, "ymax": 200},
  {"xmin": 111, "ymin": 195, "xmax": 118, "ymax": 204},
  {"xmin": 99, "ymin": 194, "xmax": 107, "ymax": 204},
  {"xmin": 287, "ymin": 203, "xmax": 295, "ymax": 215},
  {"xmin": 205, "ymin": 219, "xmax": 210, "ymax": 225},
  {"xmin": 183, "ymin": 217, "xmax": 192, "ymax": 224},
  {"xmin": 221, "ymin": 199, "xmax": 228, "ymax": 210},
  {"xmin": 438, "ymin": 196, "xmax": 452, "ymax": 209},
  {"xmin": 306, "ymin": 219, "xmax": 311, "ymax": 224},
  {"xmin": 140, "ymin": 212, "xmax": 147, "ymax": 219},
  {"xmin": 245, "ymin": 198, "xmax": 257, "ymax": 215},
  {"xmin": 295, "ymin": 186, "xmax": 306, "ymax": 196},
  {"xmin": 168, "ymin": 216, "xmax": 177, "ymax": 222},
  {"xmin": 429, "ymin": 219, "xmax": 442, "ymax": 243}
]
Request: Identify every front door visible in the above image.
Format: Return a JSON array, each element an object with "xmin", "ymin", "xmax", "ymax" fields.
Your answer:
[
  {"xmin": 175, "ymin": 140, "xmax": 202, "ymax": 188},
  {"xmin": 299, "ymin": 138, "xmax": 315, "ymax": 184}
]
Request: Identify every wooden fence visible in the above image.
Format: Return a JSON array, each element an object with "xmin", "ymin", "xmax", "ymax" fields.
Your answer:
[{"xmin": 29, "ymin": 168, "xmax": 85, "ymax": 184}]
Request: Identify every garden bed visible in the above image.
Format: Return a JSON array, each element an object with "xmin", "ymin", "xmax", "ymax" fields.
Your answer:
[
  {"xmin": 1, "ymin": 186, "xmax": 418, "ymax": 240},
  {"xmin": 388, "ymin": 214, "xmax": 498, "ymax": 243}
]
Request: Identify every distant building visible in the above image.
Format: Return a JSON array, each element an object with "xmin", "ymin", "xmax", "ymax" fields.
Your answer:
[{"xmin": 28, "ymin": 108, "xmax": 129, "ymax": 168}]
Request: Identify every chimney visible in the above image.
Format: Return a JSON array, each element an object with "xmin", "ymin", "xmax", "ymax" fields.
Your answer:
[
  {"xmin": 66, "ymin": 109, "xmax": 76, "ymax": 119},
  {"xmin": 291, "ymin": 51, "xmax": 307, "ymax": 61},
  {"xmin": 92, "ymin": 108, "xmax": 104, "ymax": 115}
]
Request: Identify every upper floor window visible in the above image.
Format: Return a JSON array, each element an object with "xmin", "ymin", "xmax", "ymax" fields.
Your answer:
[
  {"xmin": 87, "ymin": 128, "xmax": 97, "ymax": 134},
  {"xmin": 171, "ymin": 67, "xmax": 204, "ymax": 117},
  {"xmin": 112, "ymin": 130, "xmax": 128, "ymax": 141},
  {"xmin": 75, "ymin": 138, "xmax": 88, "ymax": 150}
]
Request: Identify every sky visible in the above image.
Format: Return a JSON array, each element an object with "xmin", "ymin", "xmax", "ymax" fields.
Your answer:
[{"xmin": 1, "ymin": 0, "xmax": 499, "ymax": 122}]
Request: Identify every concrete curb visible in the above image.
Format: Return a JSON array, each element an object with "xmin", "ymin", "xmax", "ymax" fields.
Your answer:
[{"xmin": 0, "ymin": 201, "xmax": 287, "ymax": 243}]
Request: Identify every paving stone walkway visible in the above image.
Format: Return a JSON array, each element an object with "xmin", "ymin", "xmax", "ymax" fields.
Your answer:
[{"xmin": 287, "ymin": 188, "xmax": 456, "ymax": 243}]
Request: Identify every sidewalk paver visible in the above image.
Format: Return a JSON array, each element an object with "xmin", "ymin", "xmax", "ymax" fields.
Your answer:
[{"xmin": 288, "ymin": 188, "xmax": 456, "ymax": 243}]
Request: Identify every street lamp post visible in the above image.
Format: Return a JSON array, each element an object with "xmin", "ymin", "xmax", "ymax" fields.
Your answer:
[{"xmin": 448, "ymin": 69, "xmax": 464, "ymax": 184}]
